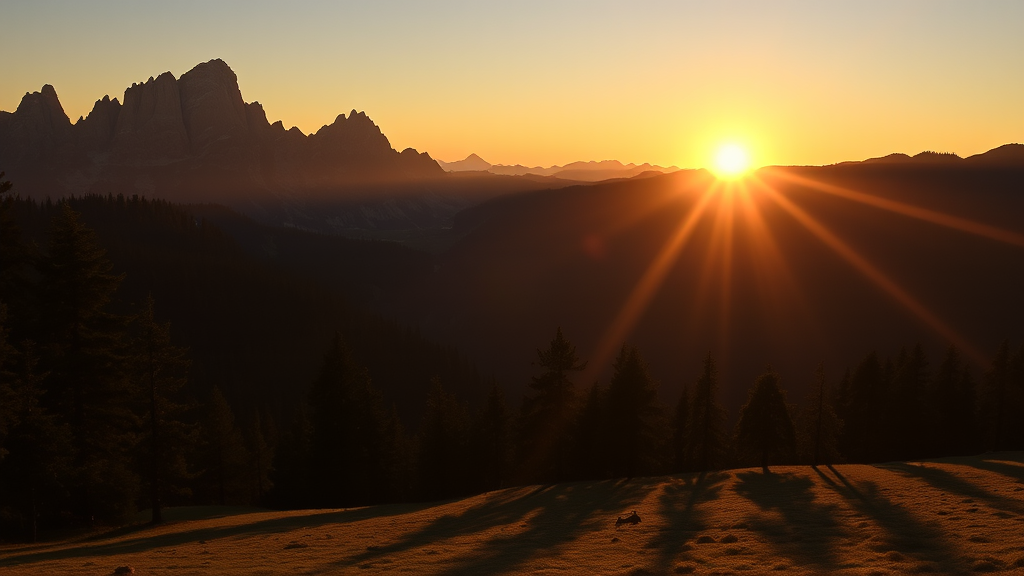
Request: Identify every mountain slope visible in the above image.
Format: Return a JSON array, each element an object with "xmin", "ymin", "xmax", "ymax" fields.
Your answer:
[{"xmin": 405, "ymin": 157, "xmax": 1024, "ymax": 409}]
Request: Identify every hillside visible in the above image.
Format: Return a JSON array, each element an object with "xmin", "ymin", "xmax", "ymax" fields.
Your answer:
[
  {"xmin": 2, "ymin": 452, "xmax": 1022, "ymax": 575},
  {"xmin": 407, "ymin": 159, "xmax": 1024, "ymax": 410}
]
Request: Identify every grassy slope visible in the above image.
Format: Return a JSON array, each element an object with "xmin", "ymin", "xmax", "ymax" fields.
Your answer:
[{"xmin": 2, "ymin": 453, "xmax": 1023, "ymax": 575}]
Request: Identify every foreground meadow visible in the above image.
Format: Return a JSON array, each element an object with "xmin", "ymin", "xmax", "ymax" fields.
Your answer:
[{"xmin": 2, "ymin": 453, "xmax": 1023, "ymax": 575}]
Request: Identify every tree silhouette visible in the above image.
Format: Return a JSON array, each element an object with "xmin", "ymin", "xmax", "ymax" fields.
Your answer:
[
  {"xmin": 39, "ymin": 202, "xmax": 137, "ymax": 523},
  {"xmin": 889, "ymin": 344, "xmax": 930, "ymax": 460},
  {"xmin": 573, "ymin": 382, "xmax": 608, "ymax": 480},
  {"xmin": 606, "ymin": 345, "xmax": 663, "ymax": 478},
  {"xmin": 419, "ymin": 376, "xmax": 470, "ymax": 499},
  {"xmin": 736, "ymin": 367, "xmax": 796, "ymax": 472},
  {"xmin": 520, "ymin": 327, "xmax": 585, "ymax": 482},
  {"xmin": 197, "ymin": 387, "xmax": 248, "ymax": 505},
  {"xmin": 930, "ymin": 346, "xmax": 978, "ymax": 456},
  {"xmin": 130, "ymin": 296, "xmax": 195, "ymax": 523},
  {"xmin": 836, "ymin": 352, "xmax": 886, "ymax": 462},
  {"xmin": 473, "ymin": 382, "xmax": 511, "ymax": 491},
  {"xmin": 687, "ymin": 352, "xmax": 727, "ymax": 471},
  {"xmin": 672, "ymin": 384, "xmax": 690, "ymax": 472},
  {"xmin": 798, "ymin": 362, "xmax": 842, "ymax": 466},
  {"xmin": 981, "ymin": 342, "xmax": 1013, "ymax": 451}
]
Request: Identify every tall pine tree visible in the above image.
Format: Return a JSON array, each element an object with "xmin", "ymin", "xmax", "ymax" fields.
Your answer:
[
  {"xmin": 736, "ymin": 367, "xmax": 796, "ymax": 472},
  {"xmin": 606, "ymin": 345, "xmax": 663, "ymax": 478},
  {"xmin": 687, "ymin": 353, "xmax": 727, "ymax": 471}
]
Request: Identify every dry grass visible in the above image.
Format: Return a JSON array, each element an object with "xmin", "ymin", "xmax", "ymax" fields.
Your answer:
[{"xmin": 2, "ymin": 453, "xmax": 1023, "ymax": 575}]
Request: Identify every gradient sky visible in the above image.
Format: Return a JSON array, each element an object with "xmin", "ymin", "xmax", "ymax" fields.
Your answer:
[{"xmin": 2, "ymin": 1, "xmax": 1022, "ymax": 169}]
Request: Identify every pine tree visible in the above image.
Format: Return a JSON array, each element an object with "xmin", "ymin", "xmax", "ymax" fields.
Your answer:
[
  {"xmin": 798, "ymin": 363, "xmax": 842, "ymax": 466},
  {"xmin": 520, "ymin": 327, "xmax": 586, "ymax": 482},
  {"xmin": 672, "ymin": 385, "xmax": 691, "ymax": 472},
  {"xmin": 130, "ymin": 296, "xmax": 195, "ymax": 523},
  {"xmin": 474, "ymin": 383, "xmax": 511, "ymax": 491},
  {"xmin": 980, "ymin": 342, "xmax": 1013, "ymax": 451},
  {"xmin": 418, "ymin": 376, "xmax": 470, "ymax": 500},
  {"xmin": 837, "ymin": 352, "xmax": 886, "ymax": 463},
  {"xmin": 306, "ymin": 334, "xmax": 388, "ymax": 505},
  {"xmin": 573, "ymin": 382, "xmax": 608, "ymax": 480},
  {"xmin": 736, "ymin": 367, "xmax": 796, "ymax": 472},
  {"xmin": 889, "ymin": 344, "xmax": 930, "ymax": 459},
  {"xmin": 39, "ymin": 202, "xmax": 137, "ymax": 523},
  {"xmin": 687, "ymin": 353, "xmax": 728, "ymax": 471},
  {"xmin": 244, "ymin": 409, "xmax": 275, "ymax": 505},
  {"xmin": 606, "ymin": 345, "xmax": 663, "ymax": 478},
  {"xmin": 0, "ymin": 308, "xmax": 71, "ymax": 541},
  {"xmin": 930, "ymin": 346, "xmax": 978, "ymax": 456},
  {"xmin": 197, "ymin": 387, "xmax": 248, "ymax": 505}
]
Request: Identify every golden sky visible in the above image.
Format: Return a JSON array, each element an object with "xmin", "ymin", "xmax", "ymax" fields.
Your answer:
[{"xmin": 2, "ymin": 1, "xmax": 1021, "ymax": 168}]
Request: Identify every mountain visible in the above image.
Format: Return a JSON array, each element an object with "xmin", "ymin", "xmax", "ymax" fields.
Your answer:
[
  {"xmin": 438, "ymin": 155, "xmax": 680, "ymax": 181},
  {"xmin": 401, "ymin": 154, "xmax": 1024, "ymax": 411},
  {"xmin": 436, "ymin": 153, "xmax": 492, "ymax": 172},
  {"xmin": 843, "ymin": 144, "xmax": 1024, "ymax": 167},
  {"xmin": 0, "ymin": 60, "xmax": 443, "ymax": 198}
]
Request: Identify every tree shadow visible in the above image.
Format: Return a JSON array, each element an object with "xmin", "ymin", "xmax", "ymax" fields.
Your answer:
[
  {"xmin": 646, "ymin": 470, "xmax": 727, "ymax": 573},
  {"xmin": 0, "ymin": 502, "xmax": 438, "ymax": 567},
  {"xmin": 820, "ymin": 464, "xmax": 968, "ymax": 573},
  {"xmin": 881, "ymin": 462, "xmax": 1024, "ymax": 517},
  {"xmin": 960, "ymin": 453, "xmax": 1024, "ymax": 484},
  {"xmin": 733, "ymin": 468, "xmax": 848, "ymax": 571},
  {"xmin": 346, "ymin": 477, "xmax": 658, "ymax": 575}
]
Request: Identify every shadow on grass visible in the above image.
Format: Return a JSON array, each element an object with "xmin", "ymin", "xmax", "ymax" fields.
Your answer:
[
  {"xmin": 0, "ymin": 502, "xmax": 438, "ymax": 567},
  {"xmin": 347, "ymin": 477, "xmax": 658, "ymax": 575},
  {"xmin": 961, "ymin": 452, "xmax": 1024, "ymax": 484},
  {"xmin": 881, "ymin": 461, "xmax": 1024, "ymax": 517},
  {"xmin": 646, "ymin": 470, "xmax": 727, "ymax": 573},
  {"xmin": 821, "ymin": 464, "xmax": 968, "ymax": 573},
  {"xmin": 733, "ymin": 468, "xmax": 848, "ymax": 571}
]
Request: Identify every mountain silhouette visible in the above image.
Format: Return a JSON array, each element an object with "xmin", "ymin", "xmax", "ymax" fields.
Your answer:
[
  {"xmin": 0, "ymin": 59, "xmax": 443, "ymax": 207},
  {"xmin": 438, "ymin": 155, "xmax": 680, "ymax": 181}
]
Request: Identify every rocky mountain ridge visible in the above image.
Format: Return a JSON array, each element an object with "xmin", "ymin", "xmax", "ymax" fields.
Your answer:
[{"xmin": 0, "ymin": 59, "xmax": 443, "ymax": 209}]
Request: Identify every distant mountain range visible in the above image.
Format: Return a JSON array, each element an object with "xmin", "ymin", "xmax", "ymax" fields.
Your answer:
[
  {"xmin": 437, "ymin": 153, "xmax": 680, "ymax": 181},
  {"xmin": 0, "ymin": 60, "xmax": 575, "ymax": 234}
]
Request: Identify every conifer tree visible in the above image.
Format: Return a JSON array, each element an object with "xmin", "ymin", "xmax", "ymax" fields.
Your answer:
[
  {"xmin": 606, "ymin": 345, "xmax": 663, "ymax": 478},
  {"xmin": 0, "ymin": 306, "xmax": 71, "ymax": 541},
  {"xmin": 474, "ymin": 383, "xmax": 511, "ymax": 491},
  {"xmin": 244, "ymin": 409, "xmax": 275, "ymax": 505},
  {"xmin": 798, "ymin": 363, "xmax": 842, "ymax": 466},
  {"xmin": 981, "ymin": 342, "xmax": 1013, "ymax": 451},
  {"xmin": 672, "ymin": 385, "xmax": 691, "ymax": 472},
  {"xmin": 520, "ymin": 327, "xmax": 585, "ymax": 482},
  {"xmin": 39, "ymin": 202, "xmax": 137, "ymax": 523},
  {"xmin": 419, "ymin": 376, "xmax": 470, "ymax": 499},
  {"xmin": 889, "ymin": 344, "xmax": 930, "ymax": 459},
  {"xmin": 130, "ymin": 296, "xmax": 195, "ymax": 523},
  {"xmin": 307, "ymin": 334, "xmax": 388, "ymax": 505},
  {"xmin": 837, "ymin": 352, "xmax": 886, "ymax": 462},
  {"xmin": 736, "ymin": 367, "xmax": 796, "ymax": 472},
  {"xmin": 197, "ymin": 387, "xmax": 248, "ymax": 505},
  {"xmin": 930, "ymin": 346, "xmax": 978, "ymax": 456},
  {"xmin": 573, "ymin": 382, "xmax": 608, "ymax": 480},
  {"xmin": 687, "ymin": 353, "xmax": 727, "ymax": 471}
]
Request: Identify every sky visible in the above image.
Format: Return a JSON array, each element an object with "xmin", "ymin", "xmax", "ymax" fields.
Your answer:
[{"xmin": 2, "ymin": 1, "xmax": 1022, "ymax": 169}]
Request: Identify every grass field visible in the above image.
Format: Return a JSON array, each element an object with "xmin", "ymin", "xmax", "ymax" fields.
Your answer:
[{"xmin": 2, "ymin": 453, "xmax": 1023, "ymax": 575}]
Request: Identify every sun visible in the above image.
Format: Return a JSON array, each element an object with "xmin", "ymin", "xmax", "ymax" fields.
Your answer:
[{"xmin": 712, "ymin": 144, "xmax": 751, "ymax": 179}]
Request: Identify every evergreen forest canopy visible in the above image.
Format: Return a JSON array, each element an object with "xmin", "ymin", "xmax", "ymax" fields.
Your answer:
[{"xmin": 0, "ymin": 173, "xmax": 1022, "ymax": 542}]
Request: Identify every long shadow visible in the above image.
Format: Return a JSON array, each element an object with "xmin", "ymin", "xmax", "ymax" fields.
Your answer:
[
  {"xmin": 647, "ymin": 470, "xmax": 727, "ymax": 574},
  {"xmin": 881, "ymin": 462, "xmax": 1024, "ymax": 517},
  {"xmin": 733, "ymin": 468, "xmax": 848, "ymax": 571},
  {"xmin": 960, "ymin": 453, "xmax": 1024, "ymax": 484},
  {"xmin": 345, "ymin": 477, "xmax": 657, "ymax": 575},
  {"xmin": 0, "ymin": 502, "xmax": 439, "ymax": 567},
  {"xmin": 822, "ymin": 464, "xmax": 968, "ymax": 573}
]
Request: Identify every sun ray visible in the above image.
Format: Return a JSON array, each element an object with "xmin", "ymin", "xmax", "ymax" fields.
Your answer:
[
  {"xmin": 751, "ymin": 176, "xmax": 988, "ymax": 365},
  {"xmin": 766, "ymin": 169, "xmax": 1024, "ymax": 248},
  {"xmin": 584, "ymin": 184, "xmax": 718, "ymax": 381}
]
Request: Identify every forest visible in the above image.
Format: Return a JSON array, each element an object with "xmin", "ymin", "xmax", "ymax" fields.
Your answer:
[{"xmin": 0, "ymin": 174, "xmax": 1022, "ymax": 542}]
